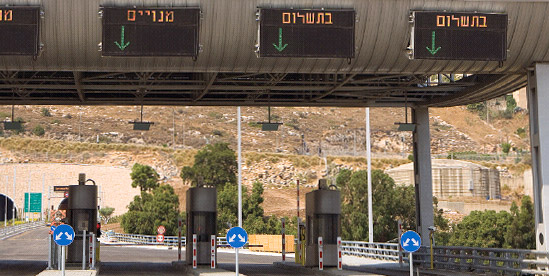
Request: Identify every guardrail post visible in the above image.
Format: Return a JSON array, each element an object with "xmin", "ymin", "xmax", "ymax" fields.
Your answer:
[
  {"xmin": 89, "ymin": 233, "xmax": 93, "ymax": 269},
  {"xmin": 211, "ymin": 235, "xmax": 216, "ymax": 269},
  {"xmin": 337, "ymin": 237, "xmax": 342, "ymax": 270},
  {"xmin": 47, "ymin": 232, "xmax": 52, "ymax": 269},
  {"xmin": 318, "ymin": 236, "xmax": 323, "ymax": 271},
  {"xmin": 91, "ymin": 234, "xmax": 96, "ymax": 270},
  {"xmin": 192, "ymin": 234, "xmax": 197, "ymax": 269},
  {"xmin": 82, "ymin": 230, "xmax": 86, "ymax": 270},
  {"xmin": 281, "ymin": 217, "xmax": 285, "ymax": 262},
  {"xmin": 178, "ymin": 216, "xmax": 182, "ymax": 261}
]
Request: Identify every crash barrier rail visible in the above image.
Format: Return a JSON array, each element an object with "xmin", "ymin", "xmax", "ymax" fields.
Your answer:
[
  {"xmin": 0, "ymin": 221, "xmax": 44, "ymax": 239},
  {"xmin": 48, "ymin": 231, "xmax": 96, "ymax": 270},
  {"xmin": 341, "ymin": 240, "xmax": 401, "ymax": 261},
  {"xmin": 414, "ymin": 245, "xmax": 549, "ymax": 275},
  {"xmin": 105, "ymin": 232, "xmax": 549, "ymax": 274},
  {"xmin": 106, "ymin": 232, "xmax": 229, "ymax": 247}
]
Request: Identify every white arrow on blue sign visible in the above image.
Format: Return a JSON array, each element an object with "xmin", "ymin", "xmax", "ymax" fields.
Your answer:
[
  {"xmin": 400, "ymin": 230, "xmax": 421, "ymax": 253},
  {"xmin": 226, "ymin": 227, "xmax": 248, "ymax": 248},
  {"xmin": 50, "ymin": 225, "xmax": 56, "ymax": 232},
  {"xmin": 53, "ymin": 224, "xmax": 75, "ymax": 246}
]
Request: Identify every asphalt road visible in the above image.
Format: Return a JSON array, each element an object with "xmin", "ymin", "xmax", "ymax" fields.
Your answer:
[{"xmin": 0, "ymin": 227, "xmax": 311, "ymax": 276}]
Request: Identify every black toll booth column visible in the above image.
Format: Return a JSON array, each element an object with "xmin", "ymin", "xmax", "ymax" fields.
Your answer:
[
  {"xmin": 67, "ymin": 173, "xmax": 98, "ymax": 265},
  {"xmin": 305, "ymin": 179, "xmax": 341, "ymax": 267},
  {"xmin": 186, "ymin": 187, "xmax": 217, "ymax": 266}
]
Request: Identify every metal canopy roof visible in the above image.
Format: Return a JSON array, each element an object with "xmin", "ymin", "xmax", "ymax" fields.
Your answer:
[{"xmin": 0, "ymin": 0, "xmax": 546, "ymax": 107}]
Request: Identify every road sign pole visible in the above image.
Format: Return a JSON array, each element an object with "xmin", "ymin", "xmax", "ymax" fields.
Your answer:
[
  {"xmin": 47, "ymin": 232, "xmax": 52, "ymax": 269},
  {"xmin": 82, "ymin": 230, "xmax": 86, "ymax": 269},
  {"xmin": 61, "ymin": 246, "xmax": 66, "ymax": 276},
  {"xmin": 236, "ymin": 106, "xmax": 242, "ymax": 276},
  {"xmin": 281, "ymin": 217, "xmax": 285, "ymax": 262},
  {"xmin": 178, "ymin": 216, "xmax": 182, "ymax": 261},
  {"xmin": 366, "ymin": 107, "xmax": 373, "ymax": 243},
  {"xmin": 409, "ymin": 252, "xmax": 413, "ymax": 276},
  {"xmin": 12, "ymin": 166, "xmax": 15, "ymax": 226}
]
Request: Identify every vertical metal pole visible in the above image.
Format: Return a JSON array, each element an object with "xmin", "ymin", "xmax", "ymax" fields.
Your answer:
[
  {"xmin": 62, "ymin": 246, "xmax": 66, "ymax": 276},
  {"xmin": 192, "ymin": 234, "xmax": 197, "ymax": 269},
  {"xmin": 366, "ymin": 108, "xmax": 373, "ymax": 243},
  {"xmin": 337, "ymin": 237, "xmax": 342, "ymax": 270},
  {"xmin": 398, "ymin": 220, "xmax": 403, "ymax": 267},
  {"xmin": 281, "ymin": 217, "xmax": 285, "ymax": 262},
  {"xmin": 27, "ymin": 170, "xmax": 30, "ymax": 222},
  {"xmin": 172, "ymin": 108, "xmax": 176, "ymax": 150},
  {"xmin": 297, "ymin": 180, "xmax": 299, "ymax": 218},
  {"xmin": 41, "ymin": 174, "xmax": 45, "ymax": 221},
  {"xmin": 236, "ymin": 106, "xmax": 242, "ymax": 276},
  {"xmin": 297, "ymin": 217, "xmax": 302, "ymax": 263},
  {"xmin": 91, "ymin": 234, "xmax": 96, "ymax": 269},
  {"xmin": 48, "ymin": 186, "xmax": 51, "ymax": 223},
  {"xmin": 48, "ymin": 231, "xmax": 52, "ymax": 269},
  {"xmin": 178, "ymin": 216, "xmax": 182, "ymax": 261},
  {"xmin": 409, "ymin": 252, "xmax": 413, "ymax": 276},
  {"xmin": 211, "ymin": 235, "xmax": 216, "ymax": 269},
  {"xmin": 4, "ymin": 176, "xmax": 7, "ymax": 227},
  {"xmin": 12, "ymin": 167, "xmax": 15, "ymax": 225},
  {"xmin": 79, "ymin": 107, "xmax": 82, "ymax": 142},
  {"xmin": 82, "ymin": 230, "xmax": 87, "ymax": 270}
]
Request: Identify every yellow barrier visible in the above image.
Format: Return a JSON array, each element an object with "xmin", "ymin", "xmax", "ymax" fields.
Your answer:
[{"xmin": 248, "ymin": 234, "xmax": 295, "ymax": 253}]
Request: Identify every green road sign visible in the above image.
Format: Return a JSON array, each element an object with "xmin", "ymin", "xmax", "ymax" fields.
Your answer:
[{"xmin": 24, "ymin": 192, "xmax": 42, "ymax": 213}]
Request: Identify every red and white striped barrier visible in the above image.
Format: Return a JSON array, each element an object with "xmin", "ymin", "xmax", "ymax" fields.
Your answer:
[
  {"xmin": 337, "ymin": 237, "xmax": 342, "ymax": 270},
  {"xmin": 211, "ymin": 235, "xmax": 216, "ymax": 269},
  {"xmin": 192, "ymin": 234, "xmax": 197, "ymax": 269},
  {"xmin": 318, "ymin": 236, "xmax": 323, "ymax": 270},
  {"xmin": 281, "ymin": 217, "xmax": 286, "ymax": 262},
  {"xmin": 89, "ymin": 235, "xmax": 93, "ymax": 267}
]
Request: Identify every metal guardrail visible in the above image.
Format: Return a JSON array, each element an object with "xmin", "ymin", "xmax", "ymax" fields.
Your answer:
[
  {"xmin": 0, "ymin": 221, "xmax": 43, "ymax": 240},
  {"xmin": 414, "ymin": 245, "xmax": 549, "ymax": 275},
  {"xmin": 107, "ymin": 232, "xmax": 228, "ymax": 247},
  {"xmin": 341, "ymin": 241, "xmax": 401, "ymax": 261},
  {"xmin": 105, "ymin": 232, "xmax": 549, "ymax": 274}
]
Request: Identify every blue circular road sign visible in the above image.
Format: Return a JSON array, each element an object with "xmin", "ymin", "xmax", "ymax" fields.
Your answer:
[
  {"xmin": 401, "ymin": 230, "xmax": 421, "ymax": 253},
  {"xmin": 226, "ymin": 227, "xmax": 248, "ymax": 248},
  {"xmin": 53, "ymin": 224, "xmax": 75, "ymax": 246},
  {"xmin": 50, "ymin": 225, "xmax": 56, "ymax": 232}
]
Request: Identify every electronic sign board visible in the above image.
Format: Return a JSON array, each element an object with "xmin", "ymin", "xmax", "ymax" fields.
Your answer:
[
  {"xmin": 259, "ymin": 8, "xmax": 355, "ymax": 58},
  {"xmin": 0, "ymin": 7, "xmax": 40, "ymax": 56},
  {"xmin": 412, "ymin": 11, "xmax": 507, "ymax": 61},
  {"xmin": 102, "ymin": 7, "xmax": 200, "ymax": 57}
]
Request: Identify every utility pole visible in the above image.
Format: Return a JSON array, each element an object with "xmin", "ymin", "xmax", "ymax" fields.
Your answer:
[{"xmin": 172, "ymin": 108, "xmax": 176, "ymax": 150}]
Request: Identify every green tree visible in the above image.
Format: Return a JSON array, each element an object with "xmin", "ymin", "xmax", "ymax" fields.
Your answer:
[
  {"xmin": 122, "ymin": 165, "xmax": 180, "ymax": 235},
  {"xmin": 448, "ymin": 210, "xmax": 512, "ymax": 248},
  {"xmin": 122, "ymin": 185, "xmax": 180, "ymax": 235},
  {"xmin": 504, "ymin": 196, "xmax": 535, "ymax": 249},
  {"xmin": 99, "ymin": 206, "xmax": 115, "ymax": 224},
  {"xmin": 501, "ymin": 142, "xmax": 512, "ymax": 154},
  {"xmin": 180, "ymin": 143, "xmax": 237, "ymax": 189},
  {"xmin": 337, "ymin": 169, "xmax": 416, "ymax": 242},
  {"xmin": 130, "ymin": 163, "xmax": 160, "ymax": 192}
]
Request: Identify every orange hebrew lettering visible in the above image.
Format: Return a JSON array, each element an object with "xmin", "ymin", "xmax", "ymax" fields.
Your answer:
[
  {"xmin": 460, "ymin": 16, "xmax": 469, "ymax": 27},
  {"xmin": 152, "ymin": 10, "xmax": 156, "ymax": 21},
  {"xmin": 316, "ymin": 12, "xmax": 324, "ymax": 24},
  {"xmin": 306, "ymin": 12, "xmax": 314, "ymax": 24},
  {"xmin": 479, "ymin": 16, "xmax": 487, "ymax": 27},
  {"xmin": 297, "ymin": 12, "xmax": 306, "ymax": 24},
  {"xmin": 472, "ymin": 16, "xmax": 479, "ymax": 27},
  {"xmin": 325, "ymin": 12, "xmax": 332, "ymax": 24},
  {"xmin": 436, "ymin": 15, "xmax": 445, "ymax": 27},
  {"xmin": 5, "ymin": 10, "xmax": 11, "ymax": 21},
  {"xmin": 127, "ymin": 10, "xmax": 136, "ymax": 21},
  {"xmin": 451, "ymin": 15, "xmax": 460, "ymax": 27},
  {"xmin": 146, "ymin": 10, "xmax": 151, "ymax": 16},
  {"xmin": 282, "ymin": 12, "xmax": 291, "ymax": 23},
  {"xmin": 138, "ymin": 10, "xmax": 143, "ymax": 16},
  {"xmin": 167, "ymin": 11, "xmax": 174, "ymax": 22},
  {"xmin": 158, "ymin": 11, "xmax": 164, "ymax": 22}
]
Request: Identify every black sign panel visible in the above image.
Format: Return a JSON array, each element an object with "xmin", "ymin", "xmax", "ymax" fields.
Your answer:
[
  {"xmin": 412, "ymin": 11, "xmax": 507, "ymax": 61},
  {"xmin": 102, "ymin": 7, "xmax": 200, "ymax": 57},
  {"xmin": 0, "ymin": 7, "xmax": 40, "ymax": 55},
  {"xmin": 54, "ymin": 186, "xmax": 69, "ymax": 192},
  {"xmin": 259, "ymin": 9, "xmax": 355, "ymax": 58}
]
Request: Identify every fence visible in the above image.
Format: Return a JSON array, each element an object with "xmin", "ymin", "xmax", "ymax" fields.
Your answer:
[
  {"xmin": 0, "ymin": 221, "xmax": 43, "ymax": 240},
  {"xmin": 107, "ymin": 232, "xmax": 228, "ymax": 247},
  {"xmin": 106, "ymin": 232, "xmax": 549, "ymax": 274}
]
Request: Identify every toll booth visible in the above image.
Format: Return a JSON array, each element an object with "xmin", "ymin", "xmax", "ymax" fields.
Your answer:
[
  {"xmin": 186, "ymin": 187, "xmax": 217, "ymax": 266},
  {"xmin": 304, "ymin": 179, "xmax": 341, "ymax": 267},
  {"xmin": 66, "ymin": 173, "xmax": 98, "ymax": 266}
]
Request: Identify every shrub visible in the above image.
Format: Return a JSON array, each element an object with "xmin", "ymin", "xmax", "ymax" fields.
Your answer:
[
  {"xmin": 32, "ymin": 125, "xmax": 45, "ymax": 136},
  {"xmin": 41, "ymin": 108, "xmax": 52, "ymax": 117},
  {"xmin": 501, "ymin": 142, "xmax": 512, "ymax": 154}
]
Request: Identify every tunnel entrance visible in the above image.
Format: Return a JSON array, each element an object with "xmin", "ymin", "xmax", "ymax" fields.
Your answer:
[{"xmin": 0, "ymin": 194, "xmax": 17, "ymax": 221}]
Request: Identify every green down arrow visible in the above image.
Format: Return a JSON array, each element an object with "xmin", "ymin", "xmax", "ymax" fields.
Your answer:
[
  {"xmin": 272, "ymin": 28, "xmax": 288, "ymax": 52},
  {"xmin": 426, "ymin": 31, "xmax": 441, "ymax": 55},
  {"xmin": 114, "ymin": 26, "xmax": 130, "ymax": 51}
]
